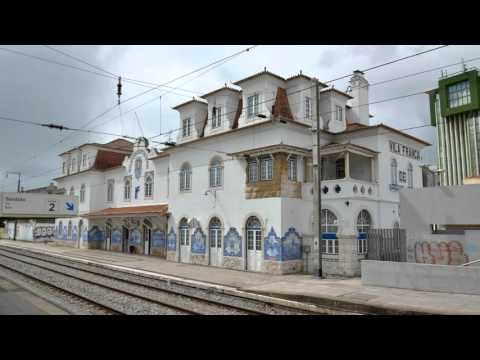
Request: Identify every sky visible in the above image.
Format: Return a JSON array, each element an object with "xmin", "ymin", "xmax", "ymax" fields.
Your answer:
[{"xmin": 1, "ymin": 44, "xmax": 480, "ymax": 191}]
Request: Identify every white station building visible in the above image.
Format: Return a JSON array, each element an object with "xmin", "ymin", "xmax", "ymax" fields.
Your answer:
[{"xmin": 52, "ymin": 69, "xmax": 429, "ymax": 276}]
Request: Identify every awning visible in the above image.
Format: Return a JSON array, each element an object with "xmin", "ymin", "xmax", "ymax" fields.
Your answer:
[{"xmin": 85, "ymin": 204, "xmax": 168, "ymax": 218}]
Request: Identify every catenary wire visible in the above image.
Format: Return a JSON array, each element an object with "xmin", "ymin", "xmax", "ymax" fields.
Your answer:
[{"xmin": 5, "ymin": 45, "xmax": 259, "ymax": 173}]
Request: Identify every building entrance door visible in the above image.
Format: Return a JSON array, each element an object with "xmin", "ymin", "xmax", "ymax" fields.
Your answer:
[
  {"xmin": 105, "ymin": 223, "xmax": 112, "ymax": 251},
  {"xmin": 246, "ymin": 217, "xmax": 262, "ymax": 272},
  {"xmin": 179, "ymin": 219, "xmax": 190, "ymax": 263},
  {"xmin": 209, "ymin": 219, "xmax": 222, "ymax": 267},
  {"xmin": 122, "ymin": 226, "xmax": 129, "ymax": 253},
  {"xmin": 143, "ymin": 225, "xmax": 151, "ymax": 256}
]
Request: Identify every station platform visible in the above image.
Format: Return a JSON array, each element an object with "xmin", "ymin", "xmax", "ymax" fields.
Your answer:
[{"xmin": 1, "ymin": 239, "xmax": 479, "ymax": 315}]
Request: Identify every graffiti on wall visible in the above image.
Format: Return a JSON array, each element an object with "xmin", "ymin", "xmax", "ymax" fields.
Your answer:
[
  {"xmin": 264, "ymin": 227, "xmax": 281, "ymax": 260},
  {"xmin": 152, "ymin": 229, "xmax": 166, "ymax": 248},
  {"xmin": 167, "ymin": 228, "xmax": 176, "ymax": 251},
  {"xmin": 33, "ymin": 225, "xmax": 55, "ymax": 240},
  {"xmin": 224, "ymin": 227, "xmax": 242, "ymax": 257},
  {"xmin": 414, "ymin": 241, "xmax": 469, "ymax": 265},
  {"xmin": 191, "ymin": 228, "xmax": 206, "ymax": 254},
  {"xmin": 281, "ymin": 227, "xmax": 302, "ymax": 261}
]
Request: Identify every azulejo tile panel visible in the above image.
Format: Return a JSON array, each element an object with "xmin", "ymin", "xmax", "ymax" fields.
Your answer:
[{"xmin": 224, "ymin": 227, "xmax": 242, "ymax": 257}]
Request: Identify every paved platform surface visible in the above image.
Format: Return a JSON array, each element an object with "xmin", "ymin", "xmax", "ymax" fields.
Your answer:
[
  {"xmin": 0, "ymin": 274, "xmax": 69, "ymax": 315},
  {"xmin": 1, "ymin": 239, "xmax": 479, "ymax": 315}
]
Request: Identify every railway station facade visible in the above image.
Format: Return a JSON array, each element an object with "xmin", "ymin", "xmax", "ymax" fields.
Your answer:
[{"xmin": 52, "ymin": 69, "xmax": 429, "ymax": 276}]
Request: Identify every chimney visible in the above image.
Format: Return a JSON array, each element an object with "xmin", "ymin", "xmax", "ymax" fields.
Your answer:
[{"xmin": 348, "ymin": 70, "xmax": 370, "ymax": 126}]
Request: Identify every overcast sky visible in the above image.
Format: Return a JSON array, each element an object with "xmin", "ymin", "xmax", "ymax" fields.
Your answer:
[{"xmin": 1, "ymin": 45, "xmax": 479, "ymax": 191}]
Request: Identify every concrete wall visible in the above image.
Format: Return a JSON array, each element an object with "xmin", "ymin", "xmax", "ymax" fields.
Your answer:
[
  {"xmin": 400, "ymin": 185, "xmax": 480, "ymax": 265},
  {"xmin": 362, "ymin": 260, "xmax": 480, "ymax": 295}
]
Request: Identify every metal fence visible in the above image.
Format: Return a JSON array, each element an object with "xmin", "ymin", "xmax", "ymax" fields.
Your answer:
[{"xmin": 366, "ymin": 228, "xmax": 407, "ymax": 262}]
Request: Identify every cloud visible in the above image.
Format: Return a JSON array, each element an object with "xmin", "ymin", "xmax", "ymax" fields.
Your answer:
[{"xmin": 1, "ymin": 44, "xmax": 479, "ymax": 191}]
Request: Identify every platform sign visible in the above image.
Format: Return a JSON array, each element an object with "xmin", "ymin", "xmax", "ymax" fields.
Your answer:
[{"xmin": 0, "ymin": 192, "xmax": 79, "ymax": 218}]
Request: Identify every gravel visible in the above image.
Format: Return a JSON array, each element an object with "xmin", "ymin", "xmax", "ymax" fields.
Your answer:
[{"xmin": 0, "ymin": 245, "xmax": 332, "ymax": 315}]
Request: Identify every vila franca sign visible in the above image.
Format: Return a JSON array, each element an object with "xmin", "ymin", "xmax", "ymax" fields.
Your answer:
[{"xmin": 389, "ymin": 141, "xmax": 421, "ymax": 160}]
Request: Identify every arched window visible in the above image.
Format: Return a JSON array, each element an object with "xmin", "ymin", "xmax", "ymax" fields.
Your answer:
[
  {"xmin": 80, "ymin": 184, "xmax": 86, "ymax": 203},
  {"xmin": 357, "ymin": 210, "xmax": 372, "ymax": 233},
  {"xmin": 209, "ymin": 157, "xmax": 223, "ymax": 188},
  {"xmin": 67, "ymin": 221, "xmax": 72, "ymax": 239},
  {"xmin": 180, "ymin": 163, "xmax": 192, "ymax": 192},
  {"xmin": 145, "ymin": 173, "xmax": 154, "ymax": 198},
  {"xmin": 357, "ymin": 210, "xmax": 372, "ymax": 254},
  {"xmin": 288, "ymin": 155, "xmax": 298, "ymax": 181},
  {"xmin": 107, "ymin": 180, "xmax": 114, "ymax": 202},
  {"xmin": 69, "ymin": 186, "xmax": 75, "ymax": 196},
  {"xmin": 393, "ymin": 221, "xmax": 400, "ymax": 229},
  {"xmin": 321, "ymin": 209, "xmax": 338, "ymax": 254},
  {"xmin": 179, "ymin": 218, "xmax": 189, "ymax": 246},
  {"xmin": 124, "ymin": 178, "xmax": 131, "ymax": 201},
  {"xmin": 246, "ymin": 216, "xmax": 262, "ymax": 251},
  {"xmin": 407, "ymin": 163, "xmax": 413, "ymax": 188},
  {"xmin": 247, "ymin": 158, "xmax": 258, "ymax": 183},
  {"xmin": 391, "ymin": 158, "xmax": 398, "ymax": 185},
  {"xmin": 134, "ymin": 158, "xmax": 142, "ymax": 176},
  {"xmin": 209, "ymin": 217, "xmax": 222, "ymax": 248}
]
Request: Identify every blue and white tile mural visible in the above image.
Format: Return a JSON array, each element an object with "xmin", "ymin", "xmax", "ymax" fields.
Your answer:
[
  {"xmin": 281, "ymin": 227, "xmax": 302, "ymax": 261},
  {"xmin": 82, "ymin": 229, "xmax": 88, "ymax": 241},
  {"xmin": 130, "ymin": 228, "xmax": 141, "ymax": 245},
  {"xmin": 264, "ymin": 227, "xmax": 281, "ymax": 261},
  {"xmin": 63, "ymin": 226, "xmax": 67, "ymax": 240},
  {"xmin": 112, "ymin": 228, "xmax": 122, "ymax": 244},
  {"xmin": 224, "ymin": 227, "xmax": 242, "ymax": 257},
  {"xmin": 72, "ymin": 225, "xmax": 78, "ymax": 241},
  {"xmin": 152, "ymin": 229, "xmax": 166, "ymax": 248},
  {"xmin": 167, "ymin": 228, "xmax": 176, "ymax": 251},
  {"xmin": 191, "ymin": 228, "xmax": 206, "ymax": 254},
  {"xmin": 88, "ymin": 226, "xmax": 104, "ymax": 242}
]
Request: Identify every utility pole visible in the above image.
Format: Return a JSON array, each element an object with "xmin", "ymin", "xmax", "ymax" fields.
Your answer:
[
  {"xmin": 314, "ymin": 78, "xmax": 322, "ymax": 278},
  {"xmin": 6, "ymin": 171, "xmax": 21, "ymax": 241}
]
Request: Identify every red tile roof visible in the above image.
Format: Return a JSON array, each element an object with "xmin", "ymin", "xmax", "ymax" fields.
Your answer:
[
  {"xmin": 93, "ymin": 150, "xmax": 128, "ymax": 170},
  {"xmin": 86, "ymin": 204, "xmax": 168, "ymax": 218},
  {"xmin": 272, "ymin": 87, "xmax": 294, "ymax": 121}
]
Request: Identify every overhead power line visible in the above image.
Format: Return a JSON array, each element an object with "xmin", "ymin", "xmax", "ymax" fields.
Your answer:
[
  {"xmin": 149, "ymin": 46, "xmax": 453, "ymax": 142},
  {"xmin": 6, "ymin": 45, "xmax": 259, "ymax": 173}
]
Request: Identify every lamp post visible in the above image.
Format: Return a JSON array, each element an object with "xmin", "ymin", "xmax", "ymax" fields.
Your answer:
[{"xmin": 6, "ymin": 171, "xmax": 21, "ymax": 241}]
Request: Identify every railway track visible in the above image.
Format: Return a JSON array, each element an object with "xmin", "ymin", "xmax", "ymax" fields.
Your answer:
[{"xmin": 0, "ymin": 245, "xmax": 330, "ymax": 315}]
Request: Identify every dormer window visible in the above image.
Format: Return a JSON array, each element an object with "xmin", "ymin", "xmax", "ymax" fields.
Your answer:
[
  {"xmin": 82, "ymin": 153, "xmax": 87, "ymax": 168},
  {"xmin": 305, "ymin": 97, "xmax": 312, "ymax": 120},
  {"xmin": 71, "ymin": 158, "xmax": 76, "ymax": 172},
  {"xmin": 212, "ymin": 106, "xmax": 222, "ymax": 129},
  {"xmin": 335, "ymin": 105, "xmax": 343, "ymax": 122},
  {"xmin": 182, "ymin": 118, "xmax": 192, "ymax": 137},
  {"xmin": 62, "ymin": 162, "xmax": 66, "ymax": 174},
  {"xmin": 247, "ymin": 93, "xmax": 259, "ymax": 118}
]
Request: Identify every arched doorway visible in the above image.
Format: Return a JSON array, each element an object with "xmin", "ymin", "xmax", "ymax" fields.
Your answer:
[
  {"xmin": 209, "ymin": 217, "xmax": 222, "ymax": 267},
  {"xmin": 246, "ymin": 216, "xmax": 262, "ymax": 272}
]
